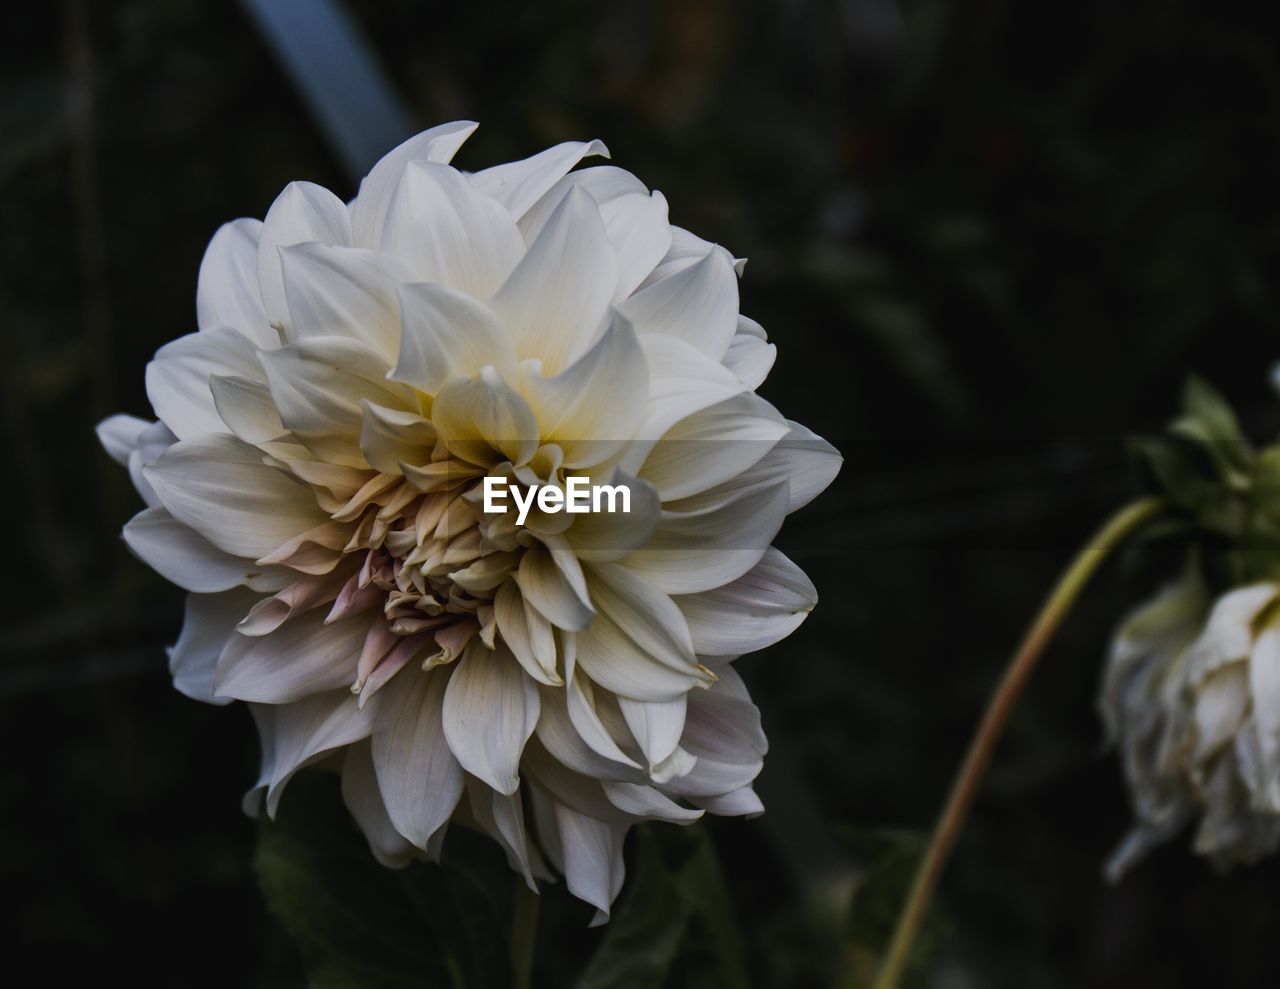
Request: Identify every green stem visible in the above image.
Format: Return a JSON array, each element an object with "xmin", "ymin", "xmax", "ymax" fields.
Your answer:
[
  {"xmin": 870, "ymin": 497, "xmax": 1164, "ymax": 989},
  {"xmin": 511, "ymin": 879, "xmax": 540, "ymax": 989}
]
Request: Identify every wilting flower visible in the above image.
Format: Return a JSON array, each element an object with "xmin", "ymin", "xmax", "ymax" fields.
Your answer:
[
  {"xmin": 98, "ymin": 121, "xmax": 840, "ymax": 917},
  {"xmin": 1101, "ymin": 575, "xmax": 1280, "ymax": 877}
]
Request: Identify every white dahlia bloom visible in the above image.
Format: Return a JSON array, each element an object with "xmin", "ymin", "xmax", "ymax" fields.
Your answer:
[
  {"xmin": 97, "ymin": 122, "xmax": 840, "ymax": 917},
  {"xmin": 1101, "ymin": 577, "xmax": 1280, "ymax": 877}
]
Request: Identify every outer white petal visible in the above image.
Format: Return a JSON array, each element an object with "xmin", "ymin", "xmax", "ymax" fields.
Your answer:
[
  {"xmin": 674, "ymin": 548, "xmax": 817, "ymax": 655},
  {"xmin": 342, "ymin": 740, "xmax": 418, "ymax": 867},
  {"xmin": 350, "ymin": 121, "xmax": 479, "ymax": 247},
  {"xmin": 601, "ymin": 780, "xmax": 702, "ymax": 822},
  {"xmin": 278, "ymin": 243, "xmax": 404, "ymax": 362},
  {"xmin": 490, "ymin": 186, "xmax": 618, "ymax": 375},
  {"xmin": 169, "ymin": 588, "xmax": 260, "ymax": 704},
  {"xmin": 371, "ymin": 667, "xmax": 465, "ymax": 847},
  {"xmin": 1191, "ymin": 667, "xmax": 1250, "ymax": 762},
  {"xmin": 214, "ymin": 610, "xmax": 369, "ymax": 703},
  {"xmin": 1189, "ymin": 584, "xmax": 1279, "ymax": 679},
  {"xmin": 258, "ymin": 181, "xmax": 353, "ymax": 331},
  {"xmin": 522, "ymin": 313, "xmax": 647, "ymax": 467},
  {"xmin": 519, "ymin": 166, "xmax": 671, "ymax": 299},
  {"xmin": 574, "ymin": 563, "xmax": 710, "ymax": 700},
  {"xmin": 145, "ymin": 326, "xmax": 264, "ymax": 440},
  {"xmin": 442, "ymin": 641, "xmax": 539, "ymax": 794},
  {"xmin": 469, "ymin": 139, "xmax": 609, "ymax": 220},
  {"xmin": 258, "ymin": 689, "xmax": 376, "ymax": 816},
  {"xmin": 618, "ymin": 245, "xmax": 739, "ymax": 360},
  {"xmin": 128, "ymin": 420, "xmax": 177, "ymax": 507},
  {"xmin": 622, "ymin": 480, "xmax": 790, "ymax": 595},
  {"xmin": 697, "ymin": 785, "xmax": 765, "ymax": 817},
  {"xmin": 144, "ymin": 433, "xmax": 330, "ymax": 560},
  {"xmin": 666, "ymin": 416, "xmax": 841, "ymax": 516},
  {"xmin": 551, "ymin": 804, "xmax": 628, "ymax": 922},
  {"xmin": 576, "ymin": 606, "xmax": 716, "ymax": 696},
  {"xmin": 640, "ymin": 226, "xmax": 743, "ymax": 288},
  {"xmin": 381, "ymin": 161, "xmax": 525, "ymax": 299},
  {"xmin": 124, "ymin": 506, "xmax": 265, "ymax": 593},
  {"xmin": 722, "ymin": 316, "xmax": 776, "ymax": 390},
  {"xmin": 624, "ymin": 335, "xmax": 750, "ymax": 461},
  {"xmin": 638, "ymin": 393, "xmax": 789, "ymax": 502},
  {"xmin": 1249, "ymin": 624, "xmax": 1280, "ymax": 802},
  {"xmin": 618, "ymin": 694, "xmax": 686, "ymax": 773},
  {"xmin": 197, "ymin": 218, "xmax": 273, "ymax": 347},
  {"xmin": 466, "ymin": 778, "xmax": 539, "ymax": 887},
  {"xmin": 97, "ymin": 414, "xmax": 152, "ymax": 466},
  {"xmin": 390, "ymin": 282, "xmax": 518, "ymax": 394},
  {"xmin": 535, "ymin": 679, "xmax": 643, "ymax": 777}
]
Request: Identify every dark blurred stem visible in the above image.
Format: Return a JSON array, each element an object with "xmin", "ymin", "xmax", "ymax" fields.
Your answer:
[
  {"xmin": 870, "ymin": 497, "xmax": 1165, "ymax": 989},
  {"xmin": 511, "ymin": 880, "xmax": 539, "ymax": 989}
]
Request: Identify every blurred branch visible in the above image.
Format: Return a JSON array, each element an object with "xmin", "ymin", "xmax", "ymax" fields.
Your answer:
[{"xmin": 239, "ymin": 0, "xmax": 415, "ymax": 182}]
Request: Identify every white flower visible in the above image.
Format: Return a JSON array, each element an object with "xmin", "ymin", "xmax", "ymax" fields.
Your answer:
[
  {"xmin": 97, "ymin": 122, "xmax": 840, "ymax": 918},
  {"xmin": 1101, "ymin": 576, "xmax": 1280, "ymax": 877}
]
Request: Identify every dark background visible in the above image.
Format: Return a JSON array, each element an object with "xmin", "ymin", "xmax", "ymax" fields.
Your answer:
[{"xmin": 3, "ymin": 1, "xmax": 1280, "ymax": 985}]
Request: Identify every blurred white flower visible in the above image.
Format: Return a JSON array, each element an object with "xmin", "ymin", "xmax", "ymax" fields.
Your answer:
[
  {"xmin": 1101, "ymin": 576, "xmax": 1280, "ymax": 877},
  {"xmin": 97, "ymin": 121, "xmax": 840, "ymax": 918}
]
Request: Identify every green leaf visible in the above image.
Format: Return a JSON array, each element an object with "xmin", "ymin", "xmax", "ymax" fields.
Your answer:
[
  {"xmin": 255, "ymin": 770, "xmax": 510, "ymax": 989},
  {"xmin": 577, "ymin": 825, "xmax": 751, "ymax": 989},
  {"xmin": 1181, "ymin": 376, "xmax": 1248, "ymax": 454}
]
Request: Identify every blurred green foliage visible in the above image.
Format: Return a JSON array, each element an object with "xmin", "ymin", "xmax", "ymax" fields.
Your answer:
[{"xmin": 5, "ymin": 1, "xmax": 1280, "ymax": 985}]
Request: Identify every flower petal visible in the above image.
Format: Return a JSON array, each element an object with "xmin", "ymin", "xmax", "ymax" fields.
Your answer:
[
  {"xmin": 722, "ymin": 316, "xmax": 776, "ymax": 390},
  {"xmin": 214, "ymin": 610, "xmax": 369, "ymax": 703},
  {"xmin": 197, "ymin": 218, "xmax": 273, "ymax": 347},
  {"xmin": 618, "ymin": 245, "xmax": 739, "ymax": 360},
  {"xmin": 674, "ymin": 548, "xmax": 817, "ymax": 656},
  {"xmin": 515, "ymin": 542, "xmax": 595, "ymax": 631},
  {"xmin": 145, "ymin": 326, "xmax": 265, "ymax": 440},
  {"xmin": 358, "ymin": 401, "xmax": 436, "ymax": 475},
  {"xmin": 617, "ymin": 694, "xmax": 686, "ymax": 772},
  {"xmin": 522, "ymin": 312, "xmax": 646, "ymax": 467},
  {"xmin": 432, "ymin": 366, "xmax": 540, "ymax": 467},
  {"xmin": 279, "ymin": 243, "xmax": 411, "ymax": 362},
  {"xmin": 341, "ymin": 740, "xmax": 418, "ymax": 867},
  {"xmin": 350, "ymin": 120, "xmax": 479, "ymax": 247},
  {"xmin": 260, "ymin": 336, "xmax": 412, "ymax": 468},
  {"xmin": 257, "ymin": 689, "xmax": 376, "ymax": 816},
  {"xmin": 124, "ymin": 506, "xmax": 266, "ymax": 593},
  {"xmin": 97, "ymin": 414, "xmax": 153, "ymax": 467},
  {"xmin": 169, "ymin": 588, "xmax": 260, "ymax": 704},
  {"xmin": 371, "ymin": 667, "xmax": 465, "ymax": 847},
  {"xmin": 442, "ymin": 641, "xmax": 539, "ymax": 794},
  {"xmin": 639, "ymin": 393, "xmax": 789, "ymax": 502},
  {"xmin": 381, "ymin": 161, "xmax": 525, "ymax": 299},
  {"xmin": 519, "ymin": 166, "xmax": 671, "ymax": 299},
  {"xmin": 470, "ymin": 139, "xmax": 609, "ymax": 220},
  {"xmin": 489, "ymin": 186, "xmax": 617, "ymax": 375},
  {"xmin": 258, "ymin": 180, "xmax": 353, "ymax": 331},
  {"xmin": 390, "ymin": 282, "xmax": 518, "ymax": 394},
  {"xmin": 622, "ymin": 480, "xmax": 790, "ymax": 595},
  {"xmin": 144, "ymin": 433, "xmax": 330, "ymax": 560}
]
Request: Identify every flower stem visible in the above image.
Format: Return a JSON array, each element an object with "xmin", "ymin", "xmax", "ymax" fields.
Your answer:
[
  {"xmin": 870, "ymin": 497, "xmax": 1164, "ymax": 989},
  {"xmin": 511, "ymin": 880, "xmax": 539, "ymax": 989}
]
